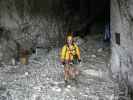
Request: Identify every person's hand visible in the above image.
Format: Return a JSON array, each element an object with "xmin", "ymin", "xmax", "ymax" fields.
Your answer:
[
  {"xmin": 78, "ymin": 59, "xmax": 81, "ymax": 64},
  {"xmin": 62, "ymin": 61, "xmax": 65, "ymax": 65}
]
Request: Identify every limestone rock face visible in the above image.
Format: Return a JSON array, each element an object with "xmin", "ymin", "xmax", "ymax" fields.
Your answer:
[
  {"xmin": 0, "ymin": 0, "xmax": 64, "ymax": 64},
  {"xmin": 111, "ymin": 0, "xmax": 133, "ymax": 91},
  {"xmin": 0, "ymin": 0, "xmax": 108, "ymax": 64}
]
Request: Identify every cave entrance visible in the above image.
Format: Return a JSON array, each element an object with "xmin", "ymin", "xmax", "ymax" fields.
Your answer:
[{"xmin": 0, "ymin": 0, "xmax": 122, "ymax": 100}]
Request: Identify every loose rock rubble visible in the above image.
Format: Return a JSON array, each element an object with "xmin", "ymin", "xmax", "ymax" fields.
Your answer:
[{"xmin": 0, "ymin": 35, "xmax": 120, "ymax": 100}]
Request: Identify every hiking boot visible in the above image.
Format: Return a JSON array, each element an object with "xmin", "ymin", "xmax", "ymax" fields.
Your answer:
[
  {"xmin": 64, "ymin": 80, "xmax": 69, "ymax": 87},
  {"xmin": 72, "ymin": 78, "xmax": 79, "ymax": 87}
]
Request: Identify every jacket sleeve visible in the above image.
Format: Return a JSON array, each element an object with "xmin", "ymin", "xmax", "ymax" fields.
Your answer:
[
  {"xmin": 60, "ymin": 45, "xmax": 66, "ymax": 62},
  {"xmin": 74, "ymin": 44, "xmax": 80, "ymax": 60}
]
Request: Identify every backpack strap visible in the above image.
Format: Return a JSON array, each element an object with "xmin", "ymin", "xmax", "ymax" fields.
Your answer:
[
  {"xmin": 64, "ymin": 45, "xmax": 67, "ymax": 60},
  {"xmin": 64, "ymin": 44, "xmax": 77, "ymax": 61},
  {"xmin": 72, "ymin": 43, "xmax": 77, "ymax": 54}
]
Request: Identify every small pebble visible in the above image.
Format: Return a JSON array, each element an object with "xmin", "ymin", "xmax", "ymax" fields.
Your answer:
[
  {"xmin": 91, "ymin": 54, "xmax": 96, "ymax": 58},
  {"xmin": 97, "ymin": 48, "xmax": 103, "ymax": 52},
  {"xmin": 52, "ymin": 86, "xmax": 61, "ymax": 92},
  {"xmin": 67, "ymin": 85, "xmax": 71, "ymax": 88},
  {"xmin": 25, "ymin": 72, "xmax": 29, "ymax": 76}
]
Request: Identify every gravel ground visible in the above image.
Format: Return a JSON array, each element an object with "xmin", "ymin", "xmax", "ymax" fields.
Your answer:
[{"xmin": 0, "ymin": 35, "xmax": 121, "ymax": 100}]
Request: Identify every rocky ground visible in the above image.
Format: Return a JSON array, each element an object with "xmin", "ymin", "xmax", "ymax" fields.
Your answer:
[{"xmin": 0, "ymin": 35, "xmax": 120, "ymax": 100}]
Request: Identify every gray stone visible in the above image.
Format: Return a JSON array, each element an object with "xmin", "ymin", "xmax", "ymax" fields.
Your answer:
[
  {"xmin": 91, "ymin": 54, "xmax": 96, "ymax": 58},
  {"xmin": 111, "ymin": 0, "xmax": 133, "ymax": 98},
  {"xmin": 97, "ymin": 48, "xmax": 103, "ymax": 52}
]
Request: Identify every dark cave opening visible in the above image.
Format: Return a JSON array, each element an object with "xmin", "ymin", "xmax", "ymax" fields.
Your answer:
[{"xmin": 61, "ymin": 0, "xmax": 110, "ymax": 37}]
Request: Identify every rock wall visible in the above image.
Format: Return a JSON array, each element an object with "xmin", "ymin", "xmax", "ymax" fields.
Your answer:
[
  {"xmin": 0, "ymin": 0, "xmax": 109, "ymax": 64},
  {"xmin": 0, "ymin": 0, "xmax": 64, "ymax": 64},
  {"xmin": 111, "ymin": 0, "xmax": 133, "ymax": 97}
]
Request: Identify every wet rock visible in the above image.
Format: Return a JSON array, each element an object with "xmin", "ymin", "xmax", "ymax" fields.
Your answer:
[
  {"xmin": 52, "ymin": 86, "xmax": 61, "ymax": 92},
  {"xmin": 35, "ymin": 96, "xmax": 42, "ymax": 100},
  {"xmin": 24, "ymin": 72, "xmax": 29, "ymax": 76},
  {"xmin": 97, "ymin": 48, "xmax": 103, "ymax": 52},
  {"xmin": 66, "ymin": 85, "xmax": 71, "ymax": 89},
  {"xmin": 83, "ymin": 69, "xmax": 102, "ymax": 77},
  {"xmin": 0, "ymin": 96, "xmax": 7, "ymax": 100},
  {"xmin": 0, "ymin": 86, "xmax": 6, "ymax": 94},
  {"xmin": 91, "ymin": 54, "xmax": 96, "ymax": 58}
]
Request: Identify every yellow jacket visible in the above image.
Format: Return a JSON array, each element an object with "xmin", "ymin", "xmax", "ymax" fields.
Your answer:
[{"xmin": 60, "ymin": 43, "xmax": 80, "ymax": 62}]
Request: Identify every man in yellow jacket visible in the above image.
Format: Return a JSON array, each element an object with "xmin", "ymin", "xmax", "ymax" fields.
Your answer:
[{"xmin": 60, "ymin": 32, "xmax": 81, "ymax": 85}]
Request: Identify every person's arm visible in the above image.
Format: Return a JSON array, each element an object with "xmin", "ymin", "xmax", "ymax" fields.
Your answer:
[
  {"xmin": 74, "ymin": 44, "xmax": 81, "ymax": 61},
  {"xmin": 60, "ymin": 45, "xmax": 66, "ymax": 64}
]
